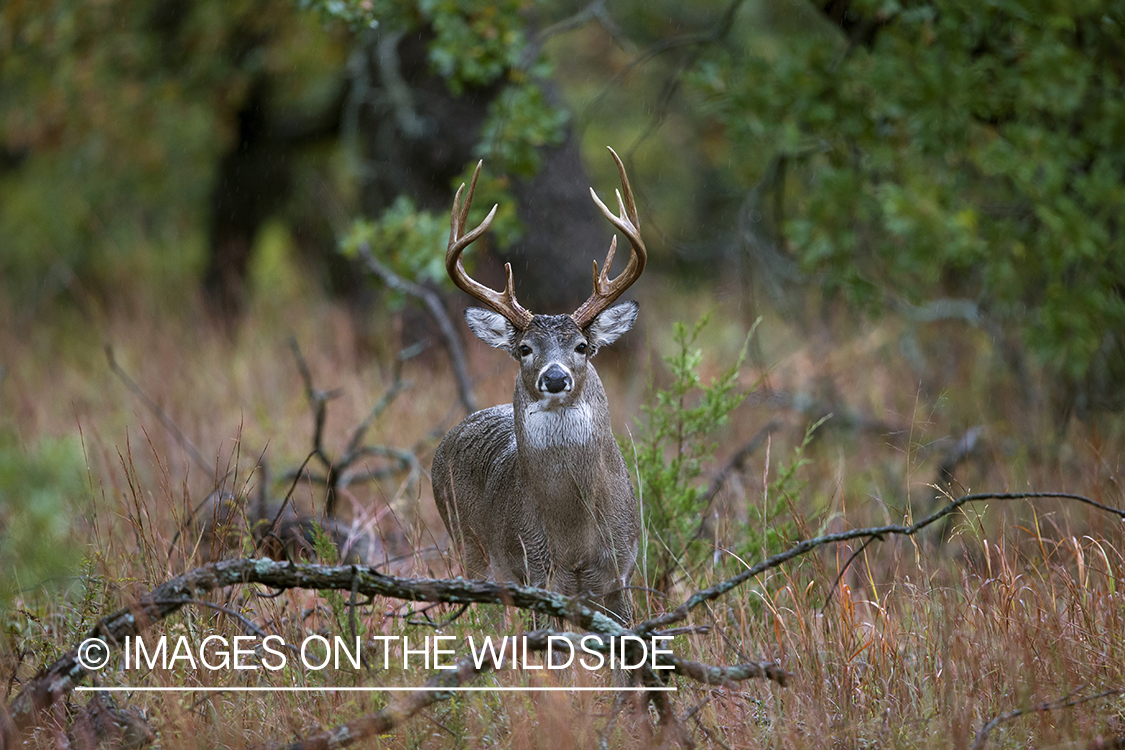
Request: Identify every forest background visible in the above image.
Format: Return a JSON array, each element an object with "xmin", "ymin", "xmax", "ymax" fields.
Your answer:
[{"xmin": 1, "ymin": 0, "xmax": 1124, "ymax": 747}]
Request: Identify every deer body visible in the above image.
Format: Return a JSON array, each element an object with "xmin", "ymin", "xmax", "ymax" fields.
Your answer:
[
  {"xmin": 433, "ymin": 315, "xmax": 639, "ymax": 622},
  {"xmin": 431, "ymin": 149, "xmax": 646, "ymax": 624}
]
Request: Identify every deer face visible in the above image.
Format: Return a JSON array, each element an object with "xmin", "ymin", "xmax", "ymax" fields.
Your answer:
[{"xmin": 465, "ymin": 302, "xmax": 638, "ymax": 408}]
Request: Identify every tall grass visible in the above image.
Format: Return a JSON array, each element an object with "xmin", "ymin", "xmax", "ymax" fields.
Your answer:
[{"xmin": 1, "ymin": 285, "xmax": 1122, "ymax": 748}]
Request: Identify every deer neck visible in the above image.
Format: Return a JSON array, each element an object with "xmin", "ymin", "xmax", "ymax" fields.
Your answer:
[{"xmin": 512, "ymin": 365, "xmax": 618, "ymax": 497}]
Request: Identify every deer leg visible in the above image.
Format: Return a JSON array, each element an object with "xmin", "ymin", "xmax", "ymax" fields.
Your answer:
[
  {"xmin": 460, "ymin": 536, "xmax": 490, "ymax": 580},
  {"xmin": 574, "ymin": 563, "xmax": 633, "ymax": 626}
]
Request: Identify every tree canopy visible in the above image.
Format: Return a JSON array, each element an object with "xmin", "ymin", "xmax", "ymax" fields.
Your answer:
[{"xmin": 1, "ymin": 0, "xmax": 1122, "ymax": 413}]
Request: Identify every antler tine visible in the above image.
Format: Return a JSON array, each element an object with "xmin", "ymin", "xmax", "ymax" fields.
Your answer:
[
  {"xmin": 572, "ymin": 147, "xmax": 648, "ymax": 329},
  {"xmin": 446, "ymin": 161, "xmax": 534, "ymax": 329}
]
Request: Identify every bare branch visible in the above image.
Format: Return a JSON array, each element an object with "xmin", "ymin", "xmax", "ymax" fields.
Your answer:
[
  {"xmin": 970, "ymin": 687, "xmax": 1125, "ymax": 750},
  {"xmin": 5, "ymin": 560, "xmax": 785, "ymax": 737},
  {"xmin": 259, "ymin": 652, "xmax": 490, "ymax": 750},
  {"xmin": 286, "ymin": 337, "xmax": 419, "ymax": 516},
  {"xmin": 524, "ymin": 0, "xmax": 607, "ymax": 63},
  {"xmin": 343, "ymin": 376, "xmax": 410, "ymax": 459},
  {"xmin": 696, "ymin": 420, "xmax": 782, "ymax": 520},
  {"xmin": 356, "ymin": 242, "xmax": 478, "ymax": 415},
  {"xmin": 257, "ymin": 450, "xmax": 316, "ymax": 556},
  {"xmin": 288, "ymin": 337, "xmax": 339, "ymax": 476},
  {"xmin": 579, "ymin": 0, "xmax": 750, "ymax": 129},
  {"xmin": 634, "ymin": 491, "xmax": 1124, "ymax": 635},
  {"xmin": 258, "ymin": 627, "xmax": 749, "ymax": 750},
  {"xmin": 106, "ymin": 345, "xmax": 210, "ymax": 471}
]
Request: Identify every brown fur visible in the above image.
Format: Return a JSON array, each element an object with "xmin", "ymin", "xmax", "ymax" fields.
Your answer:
[{"xmin": 432, "ymin": 310, "xmax": 640, "ymax": 624}]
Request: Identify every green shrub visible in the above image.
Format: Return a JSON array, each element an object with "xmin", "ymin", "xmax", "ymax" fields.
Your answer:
[
  {"xmin": 0, "ymin": 429, "xmax": 85, "ymax": 608},
  {"xmin": 628, "ymin": 315, "xmax": 755, "ymax": 590}
]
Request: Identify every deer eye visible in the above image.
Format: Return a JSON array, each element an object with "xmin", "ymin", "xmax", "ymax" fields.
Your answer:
[
  {"xmin": 575, "ymin": 342, "xmax": 588, "ymax": 354},
  {"xmin": 519, "ymin": 345, "xmax": 532, "ymax": 357}
]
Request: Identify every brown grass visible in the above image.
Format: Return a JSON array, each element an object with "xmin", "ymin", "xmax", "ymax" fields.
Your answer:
[{"xmin": 2, "ymin": 283, "xmax": 1123, "ymax": 749}]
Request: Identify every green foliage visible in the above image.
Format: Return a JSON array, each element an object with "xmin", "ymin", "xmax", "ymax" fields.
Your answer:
[
  {"xmin": 339, "ymin": 179, "xmax": 524, "ymax": 293},
  {"xmin": 341, "ymin": 196, "xmax": 452, "ymax": 289},
  {"xmin": 310, "ymin": 0, "xmax": 530, "ymax": 91},
  {"xmin": 311, "ymin": 0, "xmax": 568, "ymax": 172},
  {"xmin": 310, "ymin": 0, "xmax": 568, "ymax": 169},
  {"xmin": 476, "ymin": 82, "xmax": 570, "ymax": 178},
  {"xmin": 630, "ymin": 315, "xmax": 754, "ymax": 586},
  {"xmin": 309, "ymin": 0, "xmax": 570, "ymax": 267},
  {"xmin": 0, "ymin": 429, "xmax": 85, "ymax": 608},
  {"xmin": 0, "ymin": 0, "xmax": 346, "ymax": 303},
  {"xmin": 690, "ymin": 0, "xmax": 1125, "ymax": 404},
  {"xmin": 424, "ymin": 0, "xmax": 528, "ymax": 92},
  {"xmin": 738, "ymin": 416, "xmax": 826, "ymax": 566}
]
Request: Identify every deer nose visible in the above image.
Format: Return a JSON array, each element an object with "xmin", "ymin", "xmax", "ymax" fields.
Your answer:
[{"xmin": 539, "ymin": 364, "xmax": 571, "ymax": 394}]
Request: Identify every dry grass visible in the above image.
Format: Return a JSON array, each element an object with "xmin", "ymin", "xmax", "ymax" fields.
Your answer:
[{"xmin": 2, "ymin": 283, "xmax": 1123, "ymax": 749}]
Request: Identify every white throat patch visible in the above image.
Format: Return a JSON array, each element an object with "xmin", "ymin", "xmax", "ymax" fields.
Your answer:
[{"xmin": 523, "ymin": 401, "xmax": 594, "ymax": 449}]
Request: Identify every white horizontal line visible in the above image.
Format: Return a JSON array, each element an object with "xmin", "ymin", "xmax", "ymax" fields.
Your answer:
[{"xmin": 75, "ymin": 686, "xmax": 676, "ymax": 693}]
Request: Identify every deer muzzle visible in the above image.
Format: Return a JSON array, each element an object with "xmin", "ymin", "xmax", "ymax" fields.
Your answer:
[{"xmin": 538, "ymin": 364, "xmax": 572, "ymax": 395}]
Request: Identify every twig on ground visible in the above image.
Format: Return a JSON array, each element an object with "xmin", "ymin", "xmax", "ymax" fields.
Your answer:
[
  {"xmin": 4, "ymin": 561, "xmax": 786, "ymax": 738},
  {"xmin": 261, "ymin": 627, "xmax": 683, "ymax": 750},
  {"xmin": 970, "ymin": 687, "xmax": 1125, "ymax": 750},
  {"xmin": 105, "ymin": 345, "xmax": 210, "ymax": 472},
  {"xmin": 407, "ymin": 603, "xmax": 470, "ymax": 629},
  {"xmin": 641, "ymin": 664, "xmax": 695, "ymax": 749},
  {"xmin": 597, "ymin": 691, "xmax": 630, "ymax": 750},
  {"xmin": 634, "ymin": 491, "xmax": 1124, "ymax": 635},
  {"xmin": 257, "ymin": 450, "xmax": 316, "ymax": 557},
  {"xmin": 260, "ymin": 650, "xmax": 492, "ymax": 750},
  {"xmin": 684, "ymin": 696, "xmax": 732, "ymax": 750},
  {"xmin": 286, "ymin": 337, "xmax": 418, "ymax": 516},
  {"xmin": 148, "ymin": 598, "xmax": 268, "ymax": 642}
]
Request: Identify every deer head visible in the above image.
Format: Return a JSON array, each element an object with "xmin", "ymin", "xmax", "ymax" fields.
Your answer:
[{"xmin": 446, "ymin": 147, "xmax": 646, "ymax": 407}]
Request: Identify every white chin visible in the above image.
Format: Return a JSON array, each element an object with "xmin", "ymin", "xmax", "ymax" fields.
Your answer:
[{"xmin": 537, "ymin": 390, "xmax": 570, "ymax": 406}]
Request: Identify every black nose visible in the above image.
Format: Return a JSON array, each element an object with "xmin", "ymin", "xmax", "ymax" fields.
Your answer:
[{"xmin": 540, "ymin": 365, "xmax": 570, "ymax": 394}]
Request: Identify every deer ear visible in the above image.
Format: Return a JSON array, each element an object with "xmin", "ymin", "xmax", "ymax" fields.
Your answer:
[
  {"xmin": 465, "ymin": 307, "xmax": 517, "ymax": 350},
  {"xmin": 586, "ymin": 301, "xmax": 638, "ymax": 352}
]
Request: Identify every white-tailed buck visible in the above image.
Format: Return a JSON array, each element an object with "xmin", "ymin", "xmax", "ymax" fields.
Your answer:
[{"xmin": 432, "ymin": 147, "xmax": 645, "ymax": 625}]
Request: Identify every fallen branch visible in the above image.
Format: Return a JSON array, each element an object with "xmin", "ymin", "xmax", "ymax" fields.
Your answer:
[
  {"xmin": 635, "ymin": 491, "xmax": 1124, "ymax": 635},
  {"xmin": 970, "ymin": 687, "xmax": 1125, "ymax": 750},
  {"xmin": 7, "ymin": 489, "xmax": 1114, "ymax": 745},
  {"xmin": 259, "ymin": 627, "xmax": 738, "ymax": 750},
  {"xmin": 260, "ymin": 649, "xmax": 490, "ymax": 750},
  {"xmin": 4, "ymin": 560, "xmax": 786, "ymax": 738}
]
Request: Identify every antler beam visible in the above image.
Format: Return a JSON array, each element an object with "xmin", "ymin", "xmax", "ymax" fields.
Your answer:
[
  {"xmin": 571, "ymin": 147, "xmax": 647, "ymax": 329},
  {"xmin": 446, "ymin": 162, "xmax": 534, "ymax": 330}
]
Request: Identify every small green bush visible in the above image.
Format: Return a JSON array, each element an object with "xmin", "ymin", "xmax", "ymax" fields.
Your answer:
[
  {"xmin": 628, "ymin": 315, "xmax": 754, "ymax": 590},
  {"xmin": 0, "ymin": 429, "xmax": 85, "ymax": 608}
]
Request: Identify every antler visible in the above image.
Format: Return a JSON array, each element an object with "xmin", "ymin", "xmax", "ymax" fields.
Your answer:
[
  {"xmin": 571, "ymin": 147, "xmax": 647, "ymax": 329},
  {"xmin": 446, "ymin": 161, "xmax": 534, "ymax": 330}
]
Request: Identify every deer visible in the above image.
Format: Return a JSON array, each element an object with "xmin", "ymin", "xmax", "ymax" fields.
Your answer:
[{"xmin": 432, "ymin": 147, "xmax": 646, "ymax": 626}]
